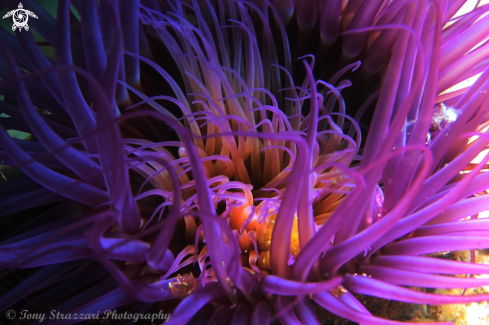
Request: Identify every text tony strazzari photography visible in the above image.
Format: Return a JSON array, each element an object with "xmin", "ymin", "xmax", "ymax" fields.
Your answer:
[{"xmin": 4, "ymin": 309, "xmax": 172, "ymax": 323}]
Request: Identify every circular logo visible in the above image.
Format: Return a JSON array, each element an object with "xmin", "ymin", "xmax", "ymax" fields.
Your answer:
[
  {"xmin": 6, "ymin": 310, "xmax": 16, "ymax": 320},
  {"xmin": 13, "ymin": 10, "xmax": 28, "ymax": 28}
]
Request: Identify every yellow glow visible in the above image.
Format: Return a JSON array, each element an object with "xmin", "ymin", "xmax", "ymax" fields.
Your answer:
[
  {"xmin": 444, "ymin": 0, "xmax": 480, "ymax": 29},
  {"xmin": 440, "ymin": 73, "xmax": 483, "ymax": 95},
  {"xmin": 455, "ymin": 0, "xmax": 480, "ymax": 18},
  {"xmin": 468, "ymin": 125, "xmax": 489, "ymax": 144},
  {"xmin": 256, "ymin": 213, "xmax": 300, "ymax": 269},
  {"xmin": 459, "ymin": 169, "xmax": 489, "ymax": 174},
  {"xmin": 478, "ymin": 210, "xmax": 489, "ymax": 219},
  {"xmin": 471, "ymin": 148, "xmax": 489, "ymax": 164},
  {"xmin": 463, "ymin": 302, "xmax": 489, "ymax": 324}
]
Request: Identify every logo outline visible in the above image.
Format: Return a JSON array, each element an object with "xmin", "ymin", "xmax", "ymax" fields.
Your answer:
[{"xmin": 2, "ymin": 3, "xmax": 38, "ymax": 32}]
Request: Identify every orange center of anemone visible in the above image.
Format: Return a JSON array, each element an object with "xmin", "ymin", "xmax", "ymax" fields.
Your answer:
[{"xmin": 228, "ymin": 202, "xmax": 301, "ymax": 270}]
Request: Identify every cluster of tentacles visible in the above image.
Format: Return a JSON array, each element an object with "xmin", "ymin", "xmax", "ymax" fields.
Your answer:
[{"xmin": 2, "ymin": 0, "xmax": 489, "ymax": 324}]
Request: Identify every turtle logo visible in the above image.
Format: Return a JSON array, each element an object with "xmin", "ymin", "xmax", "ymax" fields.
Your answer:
[{"xmin": 2, "ymin": 3, "xmax": 38, "ymax": 32}]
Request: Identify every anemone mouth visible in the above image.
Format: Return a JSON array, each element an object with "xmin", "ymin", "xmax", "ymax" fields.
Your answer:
[{"xmin": 2, "ymin": 0, "xmax": 489, "ymax": 324}]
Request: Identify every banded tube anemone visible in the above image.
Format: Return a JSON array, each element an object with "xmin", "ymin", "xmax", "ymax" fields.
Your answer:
[{"xmin": 2, "ymin": 0, "xmax": 489, "ymax": 324}]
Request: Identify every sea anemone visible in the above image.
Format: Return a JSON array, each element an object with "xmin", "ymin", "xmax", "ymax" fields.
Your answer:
[{"xmin": 2, "ymin": 0, "xmax": 489, "ymax": 324}]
